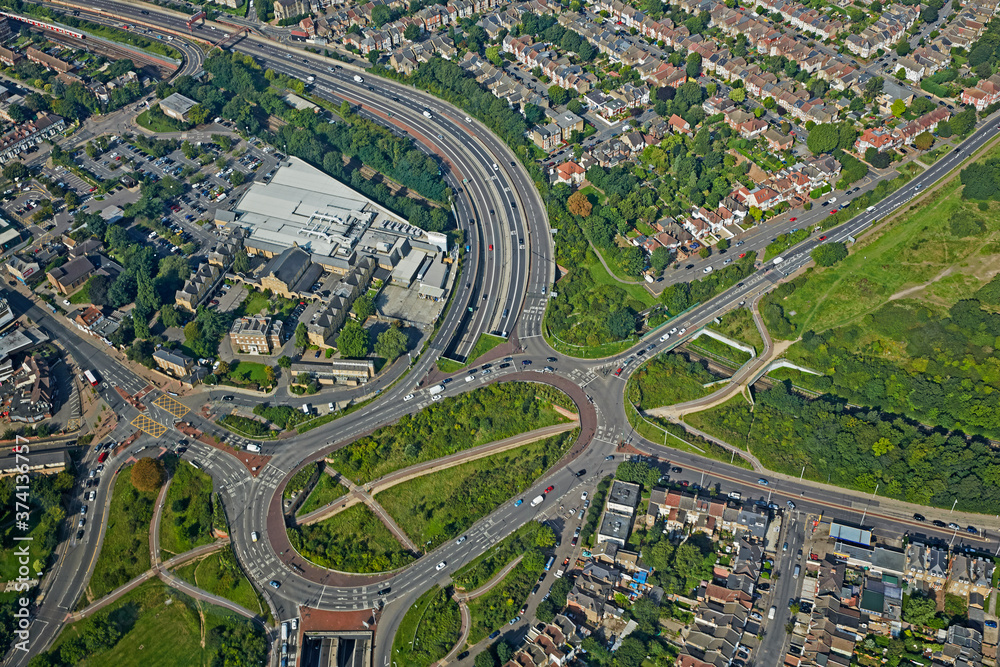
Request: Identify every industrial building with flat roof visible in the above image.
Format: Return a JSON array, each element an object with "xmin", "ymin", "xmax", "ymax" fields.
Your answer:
[
  {"xmin": 221, "ymin": 157, "xmax": 448, "ymax": 279},
  {"xmin": 158, "ymin": 92, "xmax": 198, "ymax": 122}
]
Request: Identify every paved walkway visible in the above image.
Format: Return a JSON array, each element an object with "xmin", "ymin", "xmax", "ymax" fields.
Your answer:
[{"xmin": 646, "ymin": 292, "xmax": 786, "ymax": 420}]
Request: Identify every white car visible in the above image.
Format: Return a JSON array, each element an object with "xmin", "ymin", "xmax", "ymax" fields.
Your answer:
[
  {"xmin": 678, "ymin": 328, "xmax": 687, "ymax": 335},
  {"xmin": 403, "ymin": 394, "xmax": 414, "ymax": 401},
  {"xmin": 436, "ymin": 561, "xmax": 447, "ymax": 571},
  {"xmin": 431, "ymin": 395, "xmax": 442, "ymax": 401},
  {"xmin": 669, "ymin": 327, "xmax": 678, "ymax": 334},
  {"xmin": 251, "ymin": 531, "xmax": 259, "ymax": 542},
  {"xmin": 465, "ymin": 116, "xmax": 472, "ymax": 123},
  {"xmin": 456, "ymin": 536, "xmax": 467, "ymax": 545},
  {"xmin": 581, "ymin": 491, "xmax": 588, "ymax": 500}
]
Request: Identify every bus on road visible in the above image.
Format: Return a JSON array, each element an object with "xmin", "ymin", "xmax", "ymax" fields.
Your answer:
[{"xmin": 84, "ymin": 370, "xmax": 98, "ymax": 387}]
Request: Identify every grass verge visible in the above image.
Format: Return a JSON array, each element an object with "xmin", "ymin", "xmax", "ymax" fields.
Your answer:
[
  {"xmin": 377, "ymin": 431, "xmax": 575, "ymax": 550},
  {"xmin": 159, "ymin": 461, "xmax": 214, "ymax": 557},
  {"xmin": 288, "ymin": 503, "xmax": 414, "ymax": 573},
  {"xmin": 452, "ymin": 522, "xmax": 551, "ymax": 591},
  {"xmin": 625, "ymin": 352, "xmax": 720, "ymax": 409},
  {"xmin": 297, "ymin": 470, "xmax": 348, "ymax": 516},
  {"xmin": 328, "ymin": 382, "xmax": 568, "ymax": 485},
  {"xmin": 708, "ymin": 307, "xmax": 764, "ymax": 353},
  {"xmin": 391, "ymin": 586, "xmax": 462, "ymax": 667},
  {"xmin": 172, "ymin": 546, "xmax": 269, "ymax": 622},
  {"xmin": 88, "ymin": 465, "xmax": 155, "ymax": 600},
  {"xmin": 466, "ymin": 561, "xmax": 540, "ymax": 644}
]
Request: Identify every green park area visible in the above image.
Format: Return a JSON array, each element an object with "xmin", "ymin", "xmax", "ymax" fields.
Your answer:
[
  {"xmin": 327, "ymin": 382, "xmax": 569, "ymax": 484},
  {"xmin": 391, "ymin": 586, "xmax": 463, "ymax": 667},
  {"xmin": 159, "ymin": 461, "xmax": 215, "ymax": 558},
  {"xmin": 87, "ymin": 463, "xmax": 158, "ymax": 601},
  {"xmin": 38, "ymin": 581, "xmax": 266, "ymax": 667},
  {"xmin": 625, "ymin": 352, "xmax": 720, "ymax": 409},
  {"xmin": 173, "ymin": 547, "xmax": 269, "ymax": 621},
  {"xmin": 288, "ymin": 503, "xmax": 414, "ymax": 573},
  {"xmin": 377, "ymin": 431, "xmax": 575, "ymax": 550}
]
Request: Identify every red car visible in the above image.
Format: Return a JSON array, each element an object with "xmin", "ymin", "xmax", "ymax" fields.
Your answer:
[
  {"xmin": 488, "ymin": 244, "xmax": 493, "ymax": 251},
  {"xmin": 818, "ymin": 235, "xmax": 827, "ymax": 241},
  {"xmin": 545, "ymin": 485, "xmax": 554, "ymax": 493},
  {"xmin": 739, "ymin": 252, "xmax": 746, "ymax": 258},
  {"xmin": 97, "ymin": 451, "xmax": 108, "ymax": 463},
  {"xmin": 614, "ymin": 367, "xmax": 623, "ymax": 376},
  {"xmin": 829, "ymin": 209, "xmax": 837, "ymax": 214},
  {"xmin": 789, "ymin": 217, "xmax": 797, "ymax": 222}
]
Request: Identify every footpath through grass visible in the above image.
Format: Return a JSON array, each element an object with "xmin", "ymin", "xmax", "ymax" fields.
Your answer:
[
  {"xmin": 391, "ymin": 586, "xmax": 462, "ymax": 667},
  {"xmin": 297, "ymin": 470, "xmax": 348, "ymax": 516},
  {"xmin": 328, "ymin": 382, "xmax": 569, "ymax": 485},
  {"xmin": 88, "ymin": 465, "xmax": 155, "ymax": 600},
  {"xmin": 173, "ymin": 547, "xmax": 269, "ymax": 621},
  {"xmin": 289, "ymin": 503, "xmax": 415, "ymax": 573},
  {"xmin": 377, "ymin": 430, "xmax": 575, "ymax": 550},
  {"xmin": 42, "ymin": 580, "xmax": 266, "ymax": 667},
  {"xmin": 775, "ymin": 167, "xmax": 1000, "ymax": 337},
  {"xmin": 159, "ymin": 461, "xmax": 214, "ymax": 558}
]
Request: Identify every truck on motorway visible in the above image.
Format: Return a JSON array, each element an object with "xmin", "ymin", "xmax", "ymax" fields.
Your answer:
[
  {"xmin": 429, "ymin": 384, "xmax": 445, "ymax": 396},
  {"xmin": 530, "ymin": 495, "xmax": 544, "ymax": 507},
  {"xmin": 281, "ymin": 622, "xmax": 288, "ymax": 641},
  {"xmin": 773, "ymin": 256, "xmax": 784, "ymax": 265},
  {"xmin": 354, "ymin": 74, "xmax": 364, "ymax": 83}
]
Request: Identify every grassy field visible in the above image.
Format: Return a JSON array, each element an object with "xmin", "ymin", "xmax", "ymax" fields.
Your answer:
[
  {"xmin": 919, "ymin": 144, "xmax": 952, "ymax": 165},
  {"xmin": 159, "ymin": 461, "xmax": 215, "ymax": 558},
  {"xmin": 172, "ymin": 547, "xmax": 267, "ymax": 618},
  {"xmin": 68, "ymin": 278, "xmax": 93, "ymax": 304},
  {"xmin": 328, "ymin": 383, "xmax": 568, "ymax": 484},
  {"xmin": 237, "ymin": 289, "xmax": 270, "ymax": 317},
  {"xmin": 226, "ymin": 361, "xmax": 272, "ymax": 386},
  {"xmin": 625, "ymin": 352, "xmax": 720, "ymax": 409},
  {"xmin": 580, "ymin": 250, "xmax": 657, "ymax": 307},
  {"xmin": 288, "ymin": 503, "xmax": 414, "ymax": 573},
  {"xmin": 377, "ymin": 431, "xmax": 575, "ymax": 550},
  {"xmin": 708, "ymin": 308, "xmax": 764, "ymax": 353},
  {"xmin": 135, "ymin": 107, "xmax": 188, "ymax": 133},
  {"xmin": 391, "ymin": 586, "xmax": 462, "ymax": 667},
  {"xmin": 44, "ymin": 580, "xmax": 266, "ymax": 667},
  {"xmin": 774, "ymin": 176, "xmax": 1000, "ymax": 337},
  {"xmin": 297, "ymin": 471, "xmax": 348, "ymax": 516},
  {"xmin": 88, "ymin": 465, "xmax": 155, "ymax": 600},
  {"xmin": 466, "ymin": 561, "xmax": 539, "ymax": 644}
]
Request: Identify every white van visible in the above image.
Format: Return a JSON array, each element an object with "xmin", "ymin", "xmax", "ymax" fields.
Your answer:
[
  {"xmin": 354, "ymin": 74, "xmax": 364, "ymax": 83},
  {"xmin": 246, "ymin": 443, "xmax": 261, "ymax": 453},
  {"xmin": 659, "ymin": 333, "xmax": 671, "ymax": 342},
  {"xmin": 465, "ymin": 374, "xmax": 475, "ymax": 383},
  {"xmin": 768, "ymin": 606, "xmax": 776, "ymax": 620}
]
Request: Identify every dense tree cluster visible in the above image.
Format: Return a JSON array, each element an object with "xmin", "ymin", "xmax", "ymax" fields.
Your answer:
[
  {"xmin": 960, "ymin": 155, "xmax": 1000, "ymax": 199},
  {"xmin": 518, "ymin": 13, "xmax": 596, "ymax": 61},
  {"xmin": 692, "ymin": 381, "xmax": 1000, "ymax": 513},
  {"xmin": 161, "ymin": 52, "xmax": 450, "ymax": 231},
  {"xmin": 811, "ymin": 241, "xmax": 848, "ymax": 266}
]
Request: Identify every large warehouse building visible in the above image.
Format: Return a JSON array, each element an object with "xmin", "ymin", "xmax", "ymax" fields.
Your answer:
[{"xmin": 219, "ymin": 156, "xmax": 447, "ymax": 285}]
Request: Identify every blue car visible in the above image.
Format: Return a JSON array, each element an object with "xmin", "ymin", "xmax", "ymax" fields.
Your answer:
[{"xmin": 514, "ymin": 499, "xmax": 523, "ymax": 507}]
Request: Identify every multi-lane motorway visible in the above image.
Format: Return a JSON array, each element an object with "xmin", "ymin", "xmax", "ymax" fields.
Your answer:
[{"xmin": 9, "ymin": 4, "xmax": 1000, "ymax": 666}]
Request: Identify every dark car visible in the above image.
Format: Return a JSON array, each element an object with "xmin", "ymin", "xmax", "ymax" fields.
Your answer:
[
  {"xmin": 222, "ymin": 395, "xmax": 234, "ymax": 402},
  {"xmin": 489, "ymin": 631, "xmax": 501, "ymax": 640},
  {"xmin": 967, "ymin": 526, "xmax": 978, "ymax": 534},
  {"xmin": 932, "ymin": 519, "xmax": 947, "ymax": 528},
  {"xmin": 575, "ymin": 469, "xmax": 586, "ymax": 477},
  {"xmin": 76, "ymin": 529, "xmax": 85, "ymax": 539},
  {"xmin": 913, "ymin": 513, "xmax": 925, "ymax": 522},
  {"xmin": 546, "ymin": 357, "xmax": 558, "ymax": 362},
  {"xmin": 671, "ymin": 466, "xmax": 682, "ymax": 473},
  {"xmin": 458, "ymin": 652, "xmax": 470, "ymax": 660}
]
